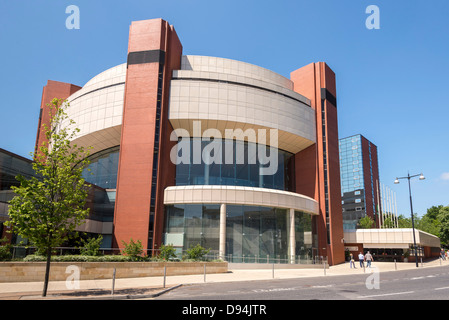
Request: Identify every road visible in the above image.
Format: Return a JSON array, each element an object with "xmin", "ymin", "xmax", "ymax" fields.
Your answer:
[{"xmin": 155, "ymin": 265, "xmax": 449, "ymax": 300}]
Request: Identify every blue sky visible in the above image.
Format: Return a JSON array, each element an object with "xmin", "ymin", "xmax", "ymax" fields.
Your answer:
[{"xmin": 0, "ymin": 0, "xmax": 448, "ymax": 218}]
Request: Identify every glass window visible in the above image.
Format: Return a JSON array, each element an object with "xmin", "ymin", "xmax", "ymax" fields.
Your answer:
[
  {"xmin": 82, "ymin": 146, "xmax": 120, "ymax": 189},
  {"xmin": 175, "ymin": 139, "xmax": 292, "ymax": 191},
  {"xmin": 164, "ymin": 204, "xmax": 316, "ymax": 264},
  {"xmin": 184, "ymin": 204, "xmax": 203, "ymax": 249},
  {"xmin": 202, "ymin": 204, "xmax": 220, "ymax": 251}
]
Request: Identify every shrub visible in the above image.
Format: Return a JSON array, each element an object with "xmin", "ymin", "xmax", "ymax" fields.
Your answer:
[
  {"xmin": 158, "ymin": 244, "xmax": 177, "ymax": 261},
  {"xmin": 79, "ymin": 235, "xmax": 103, "ymax": 256},
  {"xmin": 121, "ymin": 238, "xmax": 145, "ymax": 261},
  {"xmin": 0, "ymin": 237, "xmax": 12, "ymax": 261},
  {"xmin": 184, "ymin": 244, "xmax": 210, "ymax": 261},
  {"xmin": 23, "ymin": 254, "xmax": 133, "ymax": 262}
]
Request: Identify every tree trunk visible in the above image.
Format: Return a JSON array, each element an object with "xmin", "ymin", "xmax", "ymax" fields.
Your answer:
[{"xmin": 42, "ymin": 247, "xmax": 52, "ymax": 297}]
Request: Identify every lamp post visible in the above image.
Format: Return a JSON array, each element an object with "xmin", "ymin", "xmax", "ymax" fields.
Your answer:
[{"xmin": 394, "ymin": 172, "xmax": 425, "ymax": 268}]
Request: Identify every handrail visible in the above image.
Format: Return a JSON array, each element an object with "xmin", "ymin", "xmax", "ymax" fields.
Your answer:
[{"xmin": 8, "ymin": 246, "xmax": 326, "ymax": 265}]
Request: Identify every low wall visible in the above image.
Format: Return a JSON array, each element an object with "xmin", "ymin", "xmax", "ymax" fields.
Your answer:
[{"xmin": 0, "ymin": 261, "xmax": 228, "ymax": 282}]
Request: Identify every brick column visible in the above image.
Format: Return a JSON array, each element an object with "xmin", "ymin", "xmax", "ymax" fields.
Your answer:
[
  {"xmin": 290, "ymin": 62, "xmax": 345, "ymax": 266},
  {"xmin": 113, "ymin": 19, "xmax": 182, "ymax": 253},
  {"xmin": 35, "ymin": 80, "xmax": 81, "ymax": 159}
]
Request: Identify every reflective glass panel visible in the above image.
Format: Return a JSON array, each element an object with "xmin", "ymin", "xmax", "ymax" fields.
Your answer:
[{"xmin": 174, "ymin": 139, "xmax": 292, "ymax": 191}]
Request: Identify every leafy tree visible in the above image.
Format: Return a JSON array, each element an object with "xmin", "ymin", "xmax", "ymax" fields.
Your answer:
[
  {"xmin": 358, "ymin": 215, "xmax": 375, "ymax": 229},
  {"xmin": 437, "ymin": 206, "xmax": 449, "ymax": 246},
  {"xmin": 426, "ymin": 205, "xmax": 444, "ymax": 221},
  {"xmin": 5, "ymin": 98, "xmax": 91, "ymax": 296},
  {"xmin": 416, "ymin": 214, "xmax": 440, "ymax": 238},
  {"xmin": 397, "ymin": 214, "xmax": 412, "ymax": 228},
  {"xmin": 382, "ymin": 216, "xmax": 395, "ymax": 228},
  {"xmin": 397, "ymin": 205, "xmax": 448, "ymax": 245}
]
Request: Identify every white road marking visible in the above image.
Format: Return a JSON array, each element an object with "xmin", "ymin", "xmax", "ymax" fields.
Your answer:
[{"xmin": 357, "ymin": 291, "xmax": 414, "ymax": 299}]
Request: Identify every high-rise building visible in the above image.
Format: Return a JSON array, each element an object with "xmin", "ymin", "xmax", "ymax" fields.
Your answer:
[
  {"xmin": 339, "ymin": 134, "xmax": 381, "ymax": 229},
  {"xmin": 33, "ymin": 18, "xmax": 346, "ymax": 265}
]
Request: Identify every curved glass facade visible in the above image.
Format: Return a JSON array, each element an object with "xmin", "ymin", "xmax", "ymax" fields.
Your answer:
[
  {"xmin": 82, "ymin": 146, "xmax": 120, "ymax": 189},
  {"xmin": 175, "ymin": 139, "xmax": 293, "ymax": 191},
  {"xmin": 164, "ymin": 204, "xmax": 315, "ymax": 263}
]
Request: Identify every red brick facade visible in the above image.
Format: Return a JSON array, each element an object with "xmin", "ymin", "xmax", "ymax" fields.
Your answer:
[
  {"xmin": 35, "ymin": 80, "xmax": 81, "ymax": 158},
  {"xmin": 112, "ymin": 19, "xmax": 182, "ymax": 252},
  {"xmin": 291, "ymin": 62, "xmax": 345, "ymax": 265}
]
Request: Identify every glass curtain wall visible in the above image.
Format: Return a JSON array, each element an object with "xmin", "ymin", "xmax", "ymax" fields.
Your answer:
[
  {"xmin": 164, "ymin": 204, "xmax": 315, "ymax": 264},
  {"xmin": 226, "ymin": 205, "xmax": 288, "ymax": 263},
  {"xmin": 175, "ymin": 139, "xmax": 292, "ymax": 191},
  {"xmin": 82, "ymin": 146, "xmax": 120, "ymax": 189},
  {"xmin": 339, "ymin": 136, "xmax": 366, "ymax": 229},
  {"xmin": 294, "ymin": 211, "xmax": 314, "ymax": 263},
  {"xmin": 165, "ymin": 204, "xmax": 220, "ymax": 255}
]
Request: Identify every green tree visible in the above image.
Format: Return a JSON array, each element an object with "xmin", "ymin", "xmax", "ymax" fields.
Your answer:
[
  {"xmin": 382, "ymin": 216, "xmax": 395, "ymax": 228},
  {"xmin": 437, "ymin": 206, "xmax": 449, "ymax": 246},
  {"xmin": 397, "ymin": 214, "xmax": 412, "ymax": 228},
  {"xmin": 358, "ymin": 215, "xmax": 375, "ymax": 229},
  {"xmin": 416, "ymin": 214, "xmax": 440, "ymax": 238},
  {"xmin": 426, "ymin": 205, "xmax": 444, "ymax": 221},
  {"xmin": 5, "ymin": 98, "xmax": 91, "ymax": 296}
]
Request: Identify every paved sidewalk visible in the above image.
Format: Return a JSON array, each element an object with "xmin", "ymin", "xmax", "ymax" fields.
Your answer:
[{"xmin": 0, "ymin": 258, "xmax": 447, "ymax": 300}]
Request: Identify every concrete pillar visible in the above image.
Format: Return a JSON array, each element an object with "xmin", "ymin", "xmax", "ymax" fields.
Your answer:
[
  {"xmin": 289, "ymin": 208, "xmax": 296, "ymax": 264},
  {"xmin": 219, "ymin": 203, "xmax": 227, "ymax": 261}
]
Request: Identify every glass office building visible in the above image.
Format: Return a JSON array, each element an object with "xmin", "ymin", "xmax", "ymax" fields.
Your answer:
[{"xmin": 339, "ymin": 135, "xmax": 380, "ymax": 230}]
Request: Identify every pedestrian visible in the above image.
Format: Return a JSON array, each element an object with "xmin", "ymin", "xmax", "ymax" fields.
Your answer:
[
  {"xmin": 365, "ymin": 251, "xmax": 373, "ymax": 268},
  {"xmin": 358, "ymin": 252, "xmax": 365, "ymax": 268},
  {"xmin": 349, "ymin": 253, "xmax": 356, "ymax": 269}
]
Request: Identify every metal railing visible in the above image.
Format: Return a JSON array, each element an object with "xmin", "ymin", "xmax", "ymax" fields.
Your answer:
[{"xmin": 8, "ymin": 246, "xmax": 327, "ymax": 266}]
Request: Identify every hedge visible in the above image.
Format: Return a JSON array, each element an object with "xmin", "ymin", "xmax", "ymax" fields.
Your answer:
[{"xmin": 23, "ymin": 255, "xmax": 141, "ymax": 262}]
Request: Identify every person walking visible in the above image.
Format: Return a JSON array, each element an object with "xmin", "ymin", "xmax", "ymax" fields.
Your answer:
[
  {"xmin": 349, "ymin": 253, "xmax": 356, "ymax": 269},
  {"xmin": 365, "ymin": 251, "xmax": 373, "ymax": 268},
  {"xmin": 358, "ymin": 252, "xmax": 365, "ymax": 268}
]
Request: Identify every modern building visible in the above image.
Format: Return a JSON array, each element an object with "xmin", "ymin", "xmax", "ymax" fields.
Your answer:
[
  {"xmin": 0, "ymin": 147, "xmax": 115, "ymax": 248},
  {"xmin": 32, "ymin": 18, "xmax": 346, "ymax": 265},
  {"xmin": 0, "ymin": 148, "xmax": 35, "ymax": 241},
  {"xmin": 339, "ymin": 134, "xmax": 381, "ymax": 230}
]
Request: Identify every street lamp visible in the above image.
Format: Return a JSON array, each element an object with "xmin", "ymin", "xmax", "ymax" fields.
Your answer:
[{"xmin": 394, "ymin": 172, "xmax": 425, "ymax": 267}]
